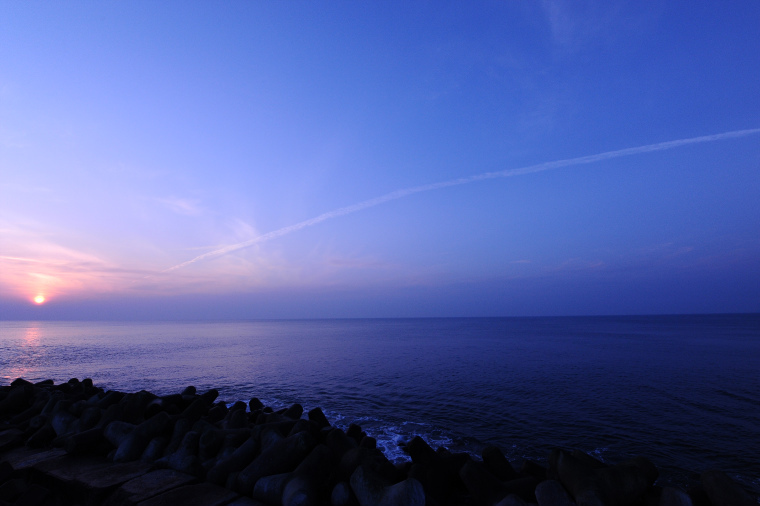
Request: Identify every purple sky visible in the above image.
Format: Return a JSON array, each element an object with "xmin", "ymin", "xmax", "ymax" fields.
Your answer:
[{"xmin": 1, "ymin": 2, "xmax": 759, "ymax": 319}]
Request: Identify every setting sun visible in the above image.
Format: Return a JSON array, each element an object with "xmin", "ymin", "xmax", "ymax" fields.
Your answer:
[{"xmin": 33, "ymin": 295, "xmax": 45, "ymax": 304}]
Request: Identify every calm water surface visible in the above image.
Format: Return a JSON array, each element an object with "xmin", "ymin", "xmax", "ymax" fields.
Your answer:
[{"xmin": 1, "ymin": 315, "xmax": 758, "ymax": 493}]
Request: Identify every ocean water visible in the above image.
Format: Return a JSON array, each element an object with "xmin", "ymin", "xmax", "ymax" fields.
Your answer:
[{"xmin": 1, "ymin": 315, "xmax": 758, "ymax": 494}]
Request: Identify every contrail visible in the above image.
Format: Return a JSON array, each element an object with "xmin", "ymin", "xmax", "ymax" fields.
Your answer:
[{"xmin": 164, "ymin": 128, "xmax": 760, "ymax": 272}]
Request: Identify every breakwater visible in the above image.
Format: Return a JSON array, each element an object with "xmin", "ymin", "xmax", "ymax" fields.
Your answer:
[{"xmin": 0, "ymin": 378, "xmax": 756, "ymax": 506}]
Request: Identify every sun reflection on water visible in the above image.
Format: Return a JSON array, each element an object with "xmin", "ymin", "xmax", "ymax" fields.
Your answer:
[
  {"xmin": 24, "ymin": 326, "xmax": 41, "ymax": 345},
  {"xmin": 2, "ymin": 325, "xmax": 43, "ymax": 383}
]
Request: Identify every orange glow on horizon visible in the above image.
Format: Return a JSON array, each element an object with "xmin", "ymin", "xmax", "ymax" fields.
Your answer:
[{"xmin": 33, "ymin": 295, "xmax": 46, "ymax": 304}]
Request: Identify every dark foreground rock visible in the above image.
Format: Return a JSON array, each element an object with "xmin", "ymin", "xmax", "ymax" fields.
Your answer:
[{"xmin": 1, "ymin": 378, "xmax": 756, "ymax": 506}]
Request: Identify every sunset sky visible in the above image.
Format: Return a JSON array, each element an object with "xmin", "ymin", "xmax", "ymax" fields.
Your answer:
[{"xmin": 1, "ymin": 2, "xmax": 759, "ymax": 319}]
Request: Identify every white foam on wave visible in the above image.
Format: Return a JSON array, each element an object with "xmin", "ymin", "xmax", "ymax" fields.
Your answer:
[
  {"xmin": 319, "ymin": 407, "xmax": 347, "ymax": 427},
  {"xmin": 223, "ymin": 399, "xmax": 465, "ymax": 465},
  {"xmin": 591, "ymin": 447, "xmax": 610, "ymax": 463},
  {"xmin": 340, "ymin": 418, "xmax": 456, "ymax": 464}
]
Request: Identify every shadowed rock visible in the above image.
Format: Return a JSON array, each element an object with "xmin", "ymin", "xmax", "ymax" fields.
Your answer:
[
  {"xmin": 459, "ymin": 459, "xmax": 509, "ymax": 505},
  {"xmin": 102, "ymin": 468, "xmax": 197, "ymax": 506},
  {"xmin": 407, "ymin": 447, "xmax": 469, "ymax": 506},
  {"xmin": 252, "ymin": 472, "xmax": 291, "ymax": 505},
  {"xmin": 12, "ymin": 483, "xmax": 50, "ymax": 506},
  {"xmin": 260, "ymin": 427, "xmax": 285, "ymax": 451},
  {"xmin": 140, "ymin": 436, "xmax": 168, "ymax": 463},
  {"xmin": 405, "ymin": 436, "xmax": 437, "ymax": 465},
  {"xmin": 96, "ymin": 391, "xmax": 124, "ymax": 410},
  {"xmin": 200, "ymin": 389, "xmax": 219, "ymax": 405},
  {"xmin": 39, "ymin": 390, "xmax": 65, "ymax": 417},
  {"xmin": 288, "ymin": 419, "xmax": 317, "ymax": 438},
  {"xmin": 9, "ymin": 397, "xmax": 47, "ymax": 425},
  {"xmin": 143, "ymin": 398, "xmax": 164, "ymax": 419},
  {"xmin": 359, "ymin": 436, "xmax": 376, "ymax": 450},
  {"xmin": 212, "ymin": 429, "xmax": 250, "ymax": 462},
  {"xmin": 164, "ymin": 418, "xmax": 191, "ymax": 456},
  {"xmin": 64, "ymin": 427, "xmax": 105, "ymax": 455},
  {"xmin": 113, "ymin": 411, "xmax": 170, "ymax": 462},
  {"xmin": 206, "ymin": 435, "xmax": 260, "ymax": 485},
  {"xmin": 206, "ymin": 402, "xmax": 228, "ymax": 423},
  {"xmin": 283, "ymin": 404, "xmax": 304, "ymax": 420},
  {"xmin": 339, "ymin": 447, "xmax": 397, "ymax": 483},
  {"xmin": 282, "ymin": 444, "xmax": 334, "ymax": 506},
  {"xmin": 198, "ymin": 427, "xmax": 224, "ymax": 462},
  {"xmin": 700, "ymin": 470, "xmax": 756, "ymax": 506},
  {"xmin": 79, "ymin": 406, "xmax": 102, "ymax": 431},
  {"xmin": 181, "ymin": 398, "xmax": 210, "ymax": 423},
  {"xmin": 0, "ymin": 477, "xmax": 27, "ymax": 503},
  {"xmin": 0, "ymin": 384, "xmax": 33, "ymax": 416},
  {"xmin": 0, "ymin": 429, "xmax": 24, "ymax": 453},
  {"xmin": 552, "ymin": 449, "xmax": 657, "ymax": 506},
  {"xmin": 483, "ymin": 445, "xmax": 518, "ymax": 481},
  {"xmin": 156, "ymin": 430, "xmax": 204, "ymax": 477},
  {"xmin": 4, "ymin": 378, "xmax": 755, "ymax": 506},
  {"xmin": 51, "ymin": 411, "xmax": 78, "ymax": 436},
  {"xmin": 104, "ymin": 421, "xmax": 135, "ymax": 448},
  {"xmin": 535, "ymin": 479, "xmax": 574, "ymax": 506},
  {"xmin": 226, "ymin": 408, "xmax": 249, "ymax": 430},
  {"xmin": 26, "ymin": 424, "xmax": 56, "ymax": 448},
  {"xmin": 350, "ymin": 465, "xmax": 425, "ymax": 506},
  {"xmin": 307, "ymin": 407, "xmax": 330, "ymax": 429},
  {"xmin": 332, "ymin": 481, "xmax": 359, "ymax": 506},
  {"xmin": 136, "ymin": 482, "xmax": 237, "ymax": 506},
  {"xmin": 346, "ymin": 424, "xmax": 364, "ymax": 445},
  {"xmin": 571, "ymin": 450, "xmax": 607, "ymax": 469},
  {"xmin": 660, "ymin": 486, "xmax": 694, "ymax": 506},
  {"xmin": 236, "ymin": 430, "xmax": 316, "ymax": 495},
  {"xmin": 494, "ymin": 494, "xmax": 528, "ymax": 506},
  {"xmin": 96, "ymin": 403, "xmax": 126, "ymax": 430},
  {"xmin": 326, "ymin": 428, "xmax": 357, "ymax": 463},
  {"xmin": 520, "ymin": 459, "xmax": 548, "ymax": 481},
  {"xmin": 119, "ymin": 391, "xmax": 156, "ymax": 424},
  {"xmin": 594, "ymin": 457, "xmax": 658, "ymax": 506},
  {"xmin": 553, "ymin": 449, "xmax": 598, "ymax": 500}
]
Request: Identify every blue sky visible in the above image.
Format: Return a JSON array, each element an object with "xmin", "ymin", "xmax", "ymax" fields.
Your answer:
[{"xmin": 1, "ymin": 1, "xmax": 759, "ymax": 319}]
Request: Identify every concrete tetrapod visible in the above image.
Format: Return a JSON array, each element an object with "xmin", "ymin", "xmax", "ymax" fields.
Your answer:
[
  {"xmin": 701, "ymin": 470, "xmax": 756, "ymax": 506},
  {"xmin": 206, "ymin": 435, "xmax": 260, "ymax": 485},
  {"xmin": 349, "ymin": 465, "xmax": 425, "ymax": 506},
  {"xmin": 236, "ymin": 430, "xmax": 316, "ymax": 495},
  {"xmin": 113, "ymin": 411, "xmax": 170, "ymax": 462},
  {"xmin": 3, "ymin": 379, "xmax": 759, "ymax": 506}
]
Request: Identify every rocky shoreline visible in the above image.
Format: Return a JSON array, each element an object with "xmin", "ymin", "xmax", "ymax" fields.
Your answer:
[{"xmin": 0, "ymin": 378, "xmax": 756, "ymax": 506}]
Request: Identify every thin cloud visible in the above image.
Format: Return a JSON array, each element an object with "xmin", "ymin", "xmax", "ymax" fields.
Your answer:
[
  {"xmin": 0, "ymin": 255, "xmax": 51, "ymax": 264},
  {"xmin": 540, "ymin": 0, "xmax": 625, "ymax": 49},
  {"xmin": 0, "ymin": 224, "xmax": 151, "ymax": 298},
  {"xmin": 164, "ymin": 128, "xmax": 760, "ymax": 273},
  {"xmin": 155, "ymin": 196, "xmax": 203, "ymax": 216}
]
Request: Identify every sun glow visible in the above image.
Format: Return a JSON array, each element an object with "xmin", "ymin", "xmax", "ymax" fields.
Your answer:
[{"xmin": 33, "ymin": 295, "xmax": 46, "ymax": 304}]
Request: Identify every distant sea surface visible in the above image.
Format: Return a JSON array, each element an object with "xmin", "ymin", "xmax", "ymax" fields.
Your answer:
[{"xmin": 1, "ymin": 315, "xmax": 759, "ymax": 493}]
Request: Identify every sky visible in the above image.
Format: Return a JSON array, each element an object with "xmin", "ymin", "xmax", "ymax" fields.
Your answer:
[{"xmin": 1, "ymin": 1, "xmax": 759, "ymax": 319}]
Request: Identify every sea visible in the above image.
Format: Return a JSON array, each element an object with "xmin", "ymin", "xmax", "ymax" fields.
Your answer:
[{"xmin": 1, "ymin": 315, "xmax": 758, "ymax": 495}]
